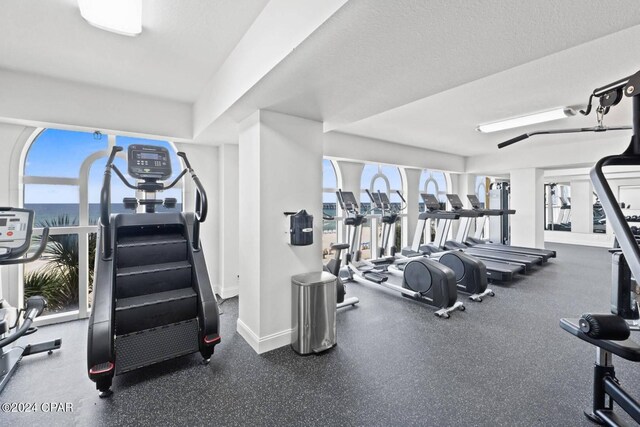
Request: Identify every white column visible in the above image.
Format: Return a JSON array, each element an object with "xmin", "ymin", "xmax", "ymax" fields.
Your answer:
[
  {"xmin": 404, "ymin": 168, "xmax": 421, "ymax": 246},
  {"xmin": 570, "ymin": 179, "xmax": 593, "ymax": 234},
  {"xmin": 510, "ymin": 168, "xmax": 544, "ymax": 248},
  {"xmin": 218, "ymin": 144, "xmax": 240, "ymax": 298},
  {"xmin": 238, "ymin": 110, "xmax": 323, "ymax": 354}
]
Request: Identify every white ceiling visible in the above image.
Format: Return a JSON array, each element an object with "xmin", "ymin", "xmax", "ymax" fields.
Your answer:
[
  {"xmin": 0, "ymin": 0, "xmax": 268, "ymax": 102},
  {"xmin": 227, "ymin": 0, "xmax": 640, "ymax": 155},
  {"xmin": 2, "ymin": 0, "xmax": 640, "ymax": 161}
]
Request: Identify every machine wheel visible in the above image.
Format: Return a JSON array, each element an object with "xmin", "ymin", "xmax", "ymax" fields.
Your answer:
[
  {"xmin": 97, "ymin": 378, "xmax": 113, "ymax": 398},
  {"xmin": 48, "ymin": 350, "xmax": 53, "ymax": 355},
  {"xmin": 460, "ymin": 305, "xmax": 466, "ymax": 311},
  {"xmin": 489, "ymin": 291, "xmax": 495, "ymax": 297}
]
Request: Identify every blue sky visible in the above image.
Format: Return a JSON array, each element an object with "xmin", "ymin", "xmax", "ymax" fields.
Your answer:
[{"xmin": 24, "ymin": 129, "xmax": 183, "ymax": 204}]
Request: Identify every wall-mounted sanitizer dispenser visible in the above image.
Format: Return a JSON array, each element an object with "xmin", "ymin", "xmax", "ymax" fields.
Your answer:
[{"xmin": 286, "ymin": 210, "xmax": 314, "ymax": 246}]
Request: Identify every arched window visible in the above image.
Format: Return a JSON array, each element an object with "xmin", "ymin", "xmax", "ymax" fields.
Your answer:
[
  {"xmin": 360, "ymin": 164, "xmax": 405, "ymax": 259},
  {"xmin": 322, "ymin": 159, "xmax": 340, "ymax": 264},
  {"xmin": 419, "ymin": 169, "xmax": 450, "ymax": 206},
  {"xmin": 22, "ymin": 129, "xmax": 184, "ymax": 322},
  {"xmin": 475, "ymin": 176, "xmax": 487, "ymax": 208}
]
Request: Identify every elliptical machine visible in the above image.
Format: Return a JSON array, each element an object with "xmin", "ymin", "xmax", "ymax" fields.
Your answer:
[
  {"xmin": 393, "ymin": 194, "xmax": 494, "ymax": 302},
  {"xmin": 0, "ymin": 208, "xmax": 61, "ymax": 394},
  {"xmin": 336, "ymin": 190, "xmax": 464, "ymax": 318},
  {"xmin": 87, "ymin": 144, "xmax": 221, "ymax": 397}
]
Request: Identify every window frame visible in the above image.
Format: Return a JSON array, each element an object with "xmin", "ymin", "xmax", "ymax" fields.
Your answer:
[{"xmin": 20, "ymin": 129, "xmax": 184, "ymax": 325}]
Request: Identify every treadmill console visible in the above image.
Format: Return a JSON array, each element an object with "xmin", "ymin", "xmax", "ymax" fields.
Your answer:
[
  {"xmin": 467, "ymin": 195, "xmax": 481, "ymax": 209},
  {"xmin": 420, "ymin": 193, "xmax": 441, "ymax": 211},
  {"xmin": 446, "ymin": 194, "xmax": 465, "ymax": 210},
  {"xmin": 128, "ymin": 145, "xmax": 172, "ymax": 181},
  {"xmin": 338, "ymin": 191, "xmax": 359, "ymax": 211},
  {"xmin": 0, "ymin": 208, "xmax": 33, "ymax": 259},
  {"xmin": 370, "ymin": 192, "xmax": 391, "ymax": 209}
]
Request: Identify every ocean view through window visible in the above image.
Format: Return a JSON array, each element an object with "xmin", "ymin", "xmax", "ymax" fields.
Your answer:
[{"xmin": 22, "ymin": 129, "xmax": 184, "ymax": 322}]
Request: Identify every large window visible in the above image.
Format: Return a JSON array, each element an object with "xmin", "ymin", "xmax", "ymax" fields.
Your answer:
[
  {"xmin": 360, "ymin": 164, "xmax": 405, "ymax": 259},
  {"xmin": 418, "ymin": 169, "xmax": 450, "ymax": 244},
  {"xmin": 22, "ymin": 129, "xmax": 183, "ymax": 322},
  {"xmin": 322, "ymin": 159, "xmax": 340, "ymax": 264},
  {"xmin": 475, "ymin": 176, "xmax": 487, "ymax": 208},
  {"xmin": 419, "ymin": 170, "xmax": 449, "ymax": 205}
]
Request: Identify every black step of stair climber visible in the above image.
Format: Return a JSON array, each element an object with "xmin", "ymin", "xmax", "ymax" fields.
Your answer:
[{"xmin": 113, "ymin": 223, "xmax": 199, "ymax": 374}]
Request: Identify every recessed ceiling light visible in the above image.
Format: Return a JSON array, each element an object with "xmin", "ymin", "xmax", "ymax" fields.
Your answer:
[
  {"xmin": 476, "ymin": 107, "xmax": 576, "ymax": 133},
  {"xmin": 77, "ymin": 0, "xmax": 142, "ymax": 37}
]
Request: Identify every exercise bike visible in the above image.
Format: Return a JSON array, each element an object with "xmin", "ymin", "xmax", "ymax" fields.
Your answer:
[{"xmin": 0, "ymin": 207, "xmax": 61, "ymax": 394}]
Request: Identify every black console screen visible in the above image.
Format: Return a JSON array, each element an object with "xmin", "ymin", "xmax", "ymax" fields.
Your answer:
[
  {"xmin": 420, "ymin": 193, "xmax": 441, "ymax": 210},
  {"xmin": 127, "ymin": 145, "xmax": 172, "ymax": 180},
  {"xmin": 447, "ymin": 194, "xmax": 464, "ymax": 209},
  {"xmin": 467, "ymin": 195, "xmax": 481, "ymax": 208}
]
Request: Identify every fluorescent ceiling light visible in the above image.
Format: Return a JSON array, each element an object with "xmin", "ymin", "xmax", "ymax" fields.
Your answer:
[
  {"xmin": 476, "ymin": 107, "xmax": 576, "ymax": 133},
  {"xmin": 78, "ymin": 0, "xmax": 142, "ymax": 37}
]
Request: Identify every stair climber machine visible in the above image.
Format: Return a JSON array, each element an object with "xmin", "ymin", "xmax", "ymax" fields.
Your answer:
[
  {"xmin": 443, "ymin": 194, "xmax": 543, "ymax": 272},
  {"xmin": 465, "ymin": 194, "xmax": 556, "ymax": 261},
  {"xmin": 418, "ymin": 194, "xmax": 523, "ymax": 282},
  {"xmin": 87, "ymin": 144, "xmax": 220, "ymax": 397},
  {"xmin": 386, "ymin": 194, "xmax": 494, "ymax": 302},
  {"xmin": 336, "ymin": 190, "xmax": 464, "ymax": 318},
  {"xmin": 0, "ymin": 209, "xmax": 61, "ymax": 394}
]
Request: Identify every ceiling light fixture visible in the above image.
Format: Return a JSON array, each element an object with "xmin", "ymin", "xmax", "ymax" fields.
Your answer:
[
  {"xmin": 77, "ymin": 0, "xmax": 142, "ymax": 37},
  {"xmin": 476, "ymin": 107, "xmax": 576, "ymax": 133}
]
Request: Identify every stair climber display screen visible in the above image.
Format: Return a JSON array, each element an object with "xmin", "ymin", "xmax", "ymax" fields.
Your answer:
[{"xmin": 128, "ymin": 144, "xmax": 172, "ymax": 180}]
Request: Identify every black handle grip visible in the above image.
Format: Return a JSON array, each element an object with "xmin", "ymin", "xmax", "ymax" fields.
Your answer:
[{"xmin": 498, "ymin": 133, "xmax": 530, "ymax": 149}]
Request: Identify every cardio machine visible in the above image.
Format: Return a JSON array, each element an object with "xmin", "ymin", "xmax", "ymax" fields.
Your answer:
[
  {"xmin": 0, "ymin": 208, "xmax": 61, "ymax": 394},
  {"xmin": 443, "ymin": 194, "xmax": 544, "ymax": 272},
  {"xmin": 465, "ymin": 194, "xmax": 556, "ymax": 261},
  {"xmin": 87, "ymin": 144, "xmax": 221, "ymax": 397},
  {"xmin": 337, "ymin": 190, "xmax": 464, "ymax": 318},
  {"xmin": 416, "ymin": 193, "xmax": 523, "ymax": 282},
  {"xmin": 393, "ymin": 194, "xmax": 494, "ymax": 302}
]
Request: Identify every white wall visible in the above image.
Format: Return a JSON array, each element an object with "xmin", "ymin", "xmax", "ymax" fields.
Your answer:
[
  {"xmin": 174, "ymin": 142, "xmax": 221, "ymax": 292},
  {"xmin": 325, "ymin": 131, "xmax": 465, "ymax": 172},
  {"xmin": 0, "ymin": 69, "xmax": 192, "ymax": 141},
  {"xmin": 237, "ymin": 110, "xmax": 323, "ymax": 353},
  {"xmin": 510, "ymin": 168, "xmax": 544, "ymax": 248},
  {"xmin": 218, "ymin": 144, "xmax": 240, "ymax": 298}
]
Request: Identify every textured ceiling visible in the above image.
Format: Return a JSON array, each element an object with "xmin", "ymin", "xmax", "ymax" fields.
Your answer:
[
  {"xmin": 338, "ymin": 23, "xmax": 640, "ymax": 157},
  {"xmin": 227, "ymin": 0, "xmax": 640, "ymax": 155},
  {"xmin": 2, "ymin": 0, "xmax": 640, "ymax": 158},
  {"xmin": 0, "ymin": 0, "xmax": 268, "ymax": 102}
]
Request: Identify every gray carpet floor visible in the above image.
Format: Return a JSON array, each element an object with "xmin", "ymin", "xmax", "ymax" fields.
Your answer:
[{"xmin": 3, "ymin": 243, "xmax": 640, "ymax": 426}]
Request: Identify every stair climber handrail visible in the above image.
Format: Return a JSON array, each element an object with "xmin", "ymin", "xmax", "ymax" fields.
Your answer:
[
  {"xmin": 101, "ymin": 146, "xmax": 123, "ymax": 259},
  {"xmin": 177, "ymin": 151, "xmax": 207, "ymax": 250}
]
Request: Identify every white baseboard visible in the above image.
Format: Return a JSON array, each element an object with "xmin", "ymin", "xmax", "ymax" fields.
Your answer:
[
  {"xmin": 544, "ymin": 231, "xmax": 614, "ymax": 248},
  {"xmin": 236, "ymin": 318, "xmax": 292, "ymax": 354},
  {"xmin": 219, "ymin": 285, "xmax": 239, "ymax": 299}
]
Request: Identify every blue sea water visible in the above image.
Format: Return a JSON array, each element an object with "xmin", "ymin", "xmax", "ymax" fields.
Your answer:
[{"xmin": 24, "ymin": 203, "xmax": 183, "ymax": 227}]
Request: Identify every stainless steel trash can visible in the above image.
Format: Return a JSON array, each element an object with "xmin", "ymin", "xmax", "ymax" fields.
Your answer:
[{"xmin": 291, "ymin": 271, "xmax": 337, "ymax": 355}]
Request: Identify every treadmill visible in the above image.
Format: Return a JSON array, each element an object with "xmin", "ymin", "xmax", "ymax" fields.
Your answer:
[
  {"xmin": 438, "ymin": 194, "xmax": 544, "ymax": 272},
  {"xmin": 466, "ymin": 194, "xmax": 556, "ymax": 260},
  {"xmin": 413, "ymin": 194, "xmax": 523, "ymax": 282}
]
